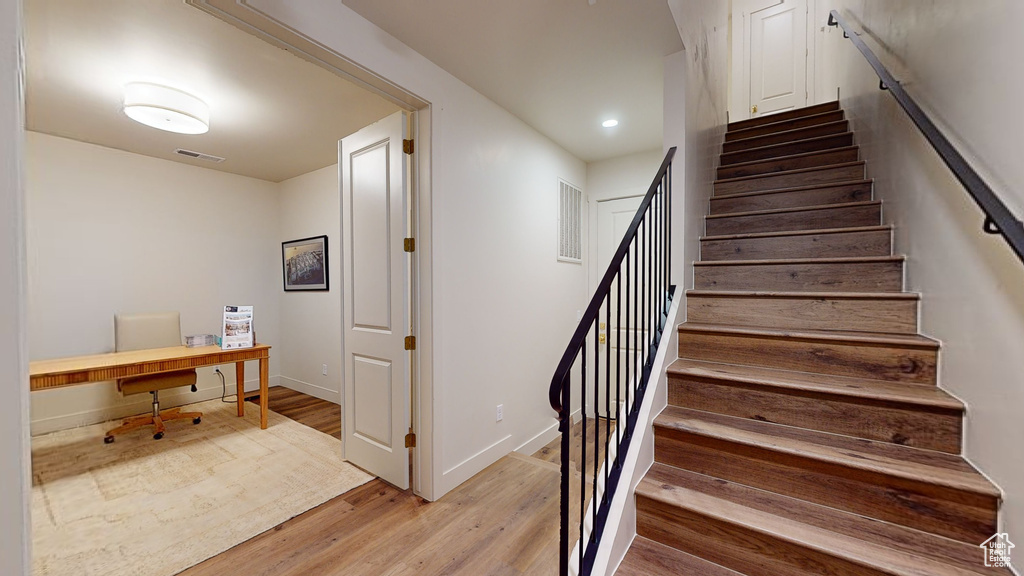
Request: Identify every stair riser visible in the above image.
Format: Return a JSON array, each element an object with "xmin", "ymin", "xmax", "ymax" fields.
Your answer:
[
  {"xmin": 724, "ymin": 121, "xmax": 849, "ymax": 153},
  {"xmin": 653, "ymin": 429, "xmax": 999, "ymax": 543},
  {"xmin": 668, "ymin": 376, "xmax": 963, "ymax": 453},
  {"xmin": 726, "ymin": 109, "xmax": 845, "ymax": 142},
  {"xmin": 705, "ymin": 203, "xmax": 880, "ymax": 236},
  {"xmin": 686, "ymin": 294, "xmax": 918, "ymax": 334},
  {"xmin": 636, "ymin": 498, "xmax": 893, "ymax": 576},
  {"xmin": 728, "ymin": 101, "xmax": 841, "ymax": 132},
  {"xmin": 694, "ymin": 260, "xmax": 903, "ymax": 293},
  {"xmin": 714, "ymin": 163, "xmax": 865, "ymax": 196},
  {"xmin": 677, "ymin": 330, "xmax": 937, "ymax": 384},
  {"xmin": 710, "ymin": 182, "xmax": 872, "ymax": 215},
  {"xmin": 717, "ymin": 148, "xmax": 860, "ymax": 180},
  {"xmin": 721, "ymin": 132, "xmax": 854, "ymax": 166},
  {"xmin": 701, "ymin": 228, "xmax": 892, "ymax": 261}
]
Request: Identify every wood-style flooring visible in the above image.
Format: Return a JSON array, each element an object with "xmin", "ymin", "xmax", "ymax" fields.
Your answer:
[
  {"xmin": 183, "ymin": 387, "xmax": 564, "ymax": 576},
  {"xmin": 246, "ymin": 387, "xmax": 341, "ymax": 439}
]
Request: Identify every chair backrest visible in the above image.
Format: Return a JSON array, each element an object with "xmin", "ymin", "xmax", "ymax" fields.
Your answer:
[{"xmin": 114, "ymin": 312, "xmax": 183, "ymax": 353}]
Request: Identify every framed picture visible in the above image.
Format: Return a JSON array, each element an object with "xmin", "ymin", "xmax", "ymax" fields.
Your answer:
[{"xmin": 282, "ymin": 235, "xmax": 329, "ymax": 291}]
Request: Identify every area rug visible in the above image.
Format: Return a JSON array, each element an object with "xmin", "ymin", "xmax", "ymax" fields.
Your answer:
[{"xmin": 31, "ymin": 398, "xmax": 373, "ymax": 576}]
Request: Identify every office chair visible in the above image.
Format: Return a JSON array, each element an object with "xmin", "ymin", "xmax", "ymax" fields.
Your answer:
[{"xmin": 103, "ymin": 312, "xmax": 202, "ymax": 443}]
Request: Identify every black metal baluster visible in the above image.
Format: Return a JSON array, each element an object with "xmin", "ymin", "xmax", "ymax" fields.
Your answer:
[
  {"xmin": 559, "ymin": 372, "xmax": 570, "ymax": 576},
  {"xmin": 579, "ymin": 341, "xmax": 586, "ymax": 572},
  {"xmin": 615, "ymin": 269, "xmax": 622, "ymax": 458},
  {"xmin": 641, "ymin": 215, "xmax": 648, "ymax": 371},
  {"xmin": 626, "ymin": 239, "xmax": 634, "ymax": 420},
  {"xmin": 625, "ymin": 250, "xmax": 631, "ymax": 429},
  {"xmin": 663, "ymin": 163, "xmax": 671, "ymax": 295},
  {"xmin": 604, "ymin": 294, "xmax": 610, "ymax": 486},
  {"xmin": 592, "ymin": 317, "xmax": 599, "ymax": 537}
]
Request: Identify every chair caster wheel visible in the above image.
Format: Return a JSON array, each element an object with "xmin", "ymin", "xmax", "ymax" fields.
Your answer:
[
  {"xmin": 153, "ymin": 432, "xmax": 164, "ymax": 440},
  {"xmin": 103, "ymin": 436, "xmax": 115, "ymax": 444},
  {"xmin": 193, "ymin": 417, "xmax": 202, "ymax": 425}
]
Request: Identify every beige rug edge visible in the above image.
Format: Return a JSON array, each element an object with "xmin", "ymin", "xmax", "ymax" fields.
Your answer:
[{"xmin": 31, "ymin": 399, "xmax": 373, "ymax": 576}]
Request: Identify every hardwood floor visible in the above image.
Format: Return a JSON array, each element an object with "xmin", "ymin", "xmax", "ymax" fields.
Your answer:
[
  {"xmin": 245, "ymin": 386, "xmax": 341, "ymax": 439},
  {"xmin": 183, "ymin": 387, "xmax": 561, "ymax": 575}
]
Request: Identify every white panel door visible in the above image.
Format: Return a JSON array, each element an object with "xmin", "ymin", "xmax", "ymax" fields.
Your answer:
[
  {"xmin": 341, "ymin": 111, "xmax": 410, "ymax": 490},
  {"xmin": 595, "ymin": 196, "xmax": 642, "ymax": 419},
  {"xmin": 749, "ymin": 0, "xmax": 807, "ymax": 117}
]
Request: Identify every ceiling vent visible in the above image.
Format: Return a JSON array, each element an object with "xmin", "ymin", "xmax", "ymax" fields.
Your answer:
[{"xmin": 175, "ymin": 148, "xmax": 225, "ymax": 163}]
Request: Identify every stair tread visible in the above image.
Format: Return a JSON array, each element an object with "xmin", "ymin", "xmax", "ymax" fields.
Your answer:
[
  {"xmin": 711, "ymin": 178, "xmax": 873, "ymax": 201},
  {"xmin": 678, "ymin": 321, "xmax": 939, "ymax": 348},
  {"xmin": 728, "ymin": 110, "xmax": 843, "ymax": 139},
  {"xmin": 694, "ymin": 255, "xmax": 904, "ymax": 266},
  {"xmin": 667, "ymin": 358, "xmax": 962, "ymax": 409},
  {"xmin": 639, "ymin": 464, "xmax": 1009, "ymax": 575},
  {"xmin": 727, "ymin": 102, "xmax": 841, "ymax": 132},
  {"xmin": 687, "ymin": 289, "xmax": 919, "ymax": 300},
  {"xmin": 726, "ymin": 120, "xmax": 850, "ymax": 149},
  {"xmin": 618, "ymin": 536, "xmax": 744, "ymax": 576},
  {"xmin": 655, "ymin": 406, "xmax": 998, "ymax": 496},
  {"xmin": 714, "ymin": 160, "xmax": 865, "ymax": 185},
  {"xmin": 721, "ymin": 145, "xmax": 860, "ymax": 171},
  {"xmin": 702, "ymin": 224, "xmax": 891, "ymax": 241},
  {"xmin": 705, "ymin": 199, "xmax": 879, "ymax": 220},
  {"xmin": 721, "ymin": 132, "xmax": 856, "ymax": 161}
]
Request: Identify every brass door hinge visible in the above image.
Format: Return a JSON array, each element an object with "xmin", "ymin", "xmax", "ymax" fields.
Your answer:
[
  {"xmin": 405, "ymin": 432, "xmax": 417, "ymax": 448},
  {"xmin": 405, "ymin": 335, "xmax": 416, "ymax": 350},
  {"xmin": 403, "ymin": 139, "xmax": 414, "ymax": 155},
  {"xmin": 404, "ymin": 237, "xmax": 415, "ymax": 252}
]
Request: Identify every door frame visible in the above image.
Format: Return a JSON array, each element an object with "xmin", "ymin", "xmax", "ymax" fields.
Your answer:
[
  {"xmin": 185, "ymin": 0, "xmax": 436, "ymax": 500},
  {"xmin": 729, "ymin": 0, "xmax": 816, "ymax": 122}
]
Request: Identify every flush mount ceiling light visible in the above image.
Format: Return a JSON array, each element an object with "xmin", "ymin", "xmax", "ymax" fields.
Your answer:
[
  {"xmin": 123, "ymin": 82, "xmax": 209, "ymax": 135},
  {"xmin": 602, "ymin": 119, "xmax": 619, "ymax": 128}
]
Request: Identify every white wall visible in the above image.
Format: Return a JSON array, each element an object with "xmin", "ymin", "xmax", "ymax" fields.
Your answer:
[
  {"xmin": 1, "ymin": 0, "xmax": 31, "ymax": 571},
  {"xmin": 240, "ymin": 0, "xmax": 589, "ymax": 497},
  {"xmin": 817, "ymin": 0, "xmax": 1024, "ymax": 567},
  {"xmin": 667, "ymin": 0, "xmax": 730, "ymax": 294},
  {"xmin": 277, "ymin": 163, "xmax": 343, "ymax": 404},
  {"xmin": 434, "ymin": 89, "xmax": 588, "ymax": 489},
  {"xmin": 26, "ymin": 133, "xmax": 282, "ymax": 434}
]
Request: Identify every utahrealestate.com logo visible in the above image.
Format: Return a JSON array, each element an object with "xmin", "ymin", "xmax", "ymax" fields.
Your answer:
[{"xmin": 981, "ymin": 533, "xmax": 1015, "ymax": 568}]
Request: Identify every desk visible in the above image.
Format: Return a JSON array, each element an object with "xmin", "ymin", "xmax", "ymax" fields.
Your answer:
[{"xmin": 29, "ymin": 344, "xmax": 272, "ymax": 429}]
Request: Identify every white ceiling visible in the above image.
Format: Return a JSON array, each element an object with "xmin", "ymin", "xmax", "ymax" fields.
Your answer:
[
  {"xmin": 25, "ymin": 0, "xmax": 684, "ymax": 181},
  {"xmin": 342, "ymin": 0, "xmax": 683, "ymax": 163},
  {"xmin": 24, "ymin": 0, "xmax": 400, "ymax": 183}
]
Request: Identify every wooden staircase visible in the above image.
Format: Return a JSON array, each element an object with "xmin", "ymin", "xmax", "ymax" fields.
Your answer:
[{"xmin": 616, "ymin": 102, "xmax": 1010, "ymax": 575}]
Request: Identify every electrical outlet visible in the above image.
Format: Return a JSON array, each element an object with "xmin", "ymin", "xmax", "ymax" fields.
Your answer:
[
  {"xmin": 496, "ymin": 404, "xmax": 503, "ymax": 422},
  {"xmin": 322, "ymin": 364, "xmax": 328, "ymax": 376}
]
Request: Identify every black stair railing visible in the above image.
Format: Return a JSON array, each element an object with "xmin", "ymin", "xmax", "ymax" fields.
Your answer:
[
  {"xmin": 828, "ymin": 9, "xmax": 1024, "ymax": 264},
  {"xmin": 548, "ymin": 147, "xmax": 676, "ymax": 576}
]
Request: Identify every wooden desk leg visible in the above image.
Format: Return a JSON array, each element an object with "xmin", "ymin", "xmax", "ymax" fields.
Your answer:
[
  {"xmin": 236, "ymin": 361, "xmax": 245, "ymax": 417},
  {"xmin": 259, "ymin": 356, "xmax": 269, "ymax": 429}
]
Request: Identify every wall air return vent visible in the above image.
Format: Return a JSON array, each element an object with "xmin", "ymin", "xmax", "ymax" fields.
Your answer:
[
  {"xmin": 557, "ymin": 179, "xmax": 583, "ymax": 263},
  {"xmin": 175, "ymin": 148, "xmax": 225, "ymax": 163}
]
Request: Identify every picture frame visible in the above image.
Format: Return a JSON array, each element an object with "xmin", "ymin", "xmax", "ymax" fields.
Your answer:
[{"xmin": 282, "ymin": 235, "xmax": 329, "ymax": 291}]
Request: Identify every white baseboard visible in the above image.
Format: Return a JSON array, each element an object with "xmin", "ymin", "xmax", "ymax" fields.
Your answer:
[
  {"xmin": 514, "ymin": 407, "xmax": 583, "ymax": 456},
  {"xmin": 30, "ymin": 375, "xmax": 281, "ymax": 436},
  {"xmin": 441, "ymin": 434, "xmax": 513, "ymax": 494},
  {"xmin": 515, "ymin": 420, "xmax": 560, "ymax": 456},
  {"xmin": 278, "ymin": 376, "xmax": 340, "ymax": 404}
]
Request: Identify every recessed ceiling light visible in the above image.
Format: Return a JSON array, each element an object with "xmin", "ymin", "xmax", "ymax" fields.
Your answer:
[
  {"xmin": 602, "ymin": 119, "xmax": 619, "ymax": 128},
  {"xmin": 123, "ymin": 82, "xmax": 210, "ymax": 135}
]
